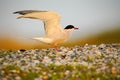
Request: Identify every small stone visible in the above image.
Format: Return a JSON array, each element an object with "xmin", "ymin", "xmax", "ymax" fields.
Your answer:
[
  {"xmin": 43, "ymin": 75, "xmax": 49, "ymax": 80},
  {"xmin": 55, "ymin": 61, "xmax": 61, "ymax": 65},
  {"xmin": 88, "ymin": 55, "xmax": 95, "ymax": 61},
  {"xmin": 65, "ymin": 70, "xmax": 70, "ymax": 76},
  {"xmin": 95, "ymin": 51, "xmax": 102, "ymax": 57},
  {"xmin": 31, "ymin": 60, "xmax": 40, "ymax": 66},
  {"xmin": 80, "ymin": 61, "xmax": 88, "ymax": 66},
  {"xmin": 1, "ymin": 78, "xmax": 7, "ymax": 80},
  {"xmin": 99, "ymin": 44, "xmax": 106, "ymax": 48},
  {"xmin": 18, "ymin": 49, "xmax": 26, "ymax": 53},
  {"xmin": 22, "ymin": 72, "xmax": 28, "ymax": 77},
  {"xmin": 10, "ymin": 70, "xmax": 17, "ymax": 73},
  {"xmin": 43, "ymin": 72, "xmax": 47, "ymax": 75},
  {"xmin": 42, "ymin": 56, "xmax": 52, "ymax": 65},
  {"xmin": 15, "ymin": 76, "xmax": 21, "ymax": 80},
  {"xmin": 1, "ymin": 70, "xmax": 5, "ymax": 75},
  {"xmin": 111, "ymin": 67, "xmax": 117, "ymax": 74}
]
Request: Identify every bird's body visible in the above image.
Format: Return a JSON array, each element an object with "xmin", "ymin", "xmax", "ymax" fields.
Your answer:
[{"xmin": 14, "ymin": 10, "xmax": 78, "ymax": 51}]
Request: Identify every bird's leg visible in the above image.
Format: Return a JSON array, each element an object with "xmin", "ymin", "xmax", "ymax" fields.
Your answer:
[
  {"xmin": 54, "ymin": 46, "xmax": 59, "ymax": 51},
  {"xmin": 54, "ymin": 44, "xmax": 60, "ymax": 51}
]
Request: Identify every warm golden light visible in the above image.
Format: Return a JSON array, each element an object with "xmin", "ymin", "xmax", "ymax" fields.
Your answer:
[{"xmin": 0, "ymin": 28, "xmax": 120, "ymax": 50}]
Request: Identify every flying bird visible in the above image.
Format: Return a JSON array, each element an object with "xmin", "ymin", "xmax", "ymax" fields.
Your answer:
[{"xmin": 13, "ymin": 10, "xmax": 79, "ymax": 51}]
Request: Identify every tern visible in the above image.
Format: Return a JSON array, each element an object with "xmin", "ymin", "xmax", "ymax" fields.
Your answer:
[{"xmin": 13, "ymin": 10, "xmax": 79, "ymax": 51}]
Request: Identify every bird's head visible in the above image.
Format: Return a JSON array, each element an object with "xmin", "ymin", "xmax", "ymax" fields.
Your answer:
[{"xmin": 64, "ymin": 25, "xmax": 79, "ymax": 31}]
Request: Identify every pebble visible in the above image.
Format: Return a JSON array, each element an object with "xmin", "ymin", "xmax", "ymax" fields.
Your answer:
[
  {"xmin": 0, "ymin": 44, "xmax": 119, "ymax": 79},
  {"xmin": 15, "ymin": 76, "xmax": 21, "ymax": 80}
]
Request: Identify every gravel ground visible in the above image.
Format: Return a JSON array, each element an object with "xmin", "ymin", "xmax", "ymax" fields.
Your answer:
[{"xmin": 0, "ymin": 44, "xmax": 120, "ymax": 80}]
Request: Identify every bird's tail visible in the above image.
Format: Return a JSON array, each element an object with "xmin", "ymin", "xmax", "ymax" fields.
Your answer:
[{"xmin": 33, "ymin": 37, "xmax": 53, "ymax": 44}]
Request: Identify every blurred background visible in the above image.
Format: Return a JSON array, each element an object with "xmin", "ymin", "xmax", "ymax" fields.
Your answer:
[{"xmin": 0, "ymin": 0, "xmax": 120, "ymax": 50}]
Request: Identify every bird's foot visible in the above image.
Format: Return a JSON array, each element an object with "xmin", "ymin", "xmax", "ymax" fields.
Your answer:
[{"xmin": 54, "ymin": 46, "xmax": 61, "ymax": 52}]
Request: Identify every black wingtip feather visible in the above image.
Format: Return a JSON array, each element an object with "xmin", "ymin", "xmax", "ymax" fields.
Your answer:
[
  {"xmin": 13, "ymin": 11, "xmax": 28, "ymax": 15},
  {"xmin": 13, "ymin": 10, "xmax": 48, "ymax": 15},
  {"xmin": 13, "ymin": 11, "xmax": 19, "ymax": 14}
]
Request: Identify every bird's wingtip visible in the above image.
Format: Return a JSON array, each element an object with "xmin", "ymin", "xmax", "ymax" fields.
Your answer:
[{"xmin": 13, "ymin": 12, "xmax": 17, "ymax": 14}]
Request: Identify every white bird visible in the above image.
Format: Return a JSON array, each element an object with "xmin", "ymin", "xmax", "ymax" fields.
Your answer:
[{"xmin": 14, "ymin": 10, "xmax": 79, "ymax": 51}]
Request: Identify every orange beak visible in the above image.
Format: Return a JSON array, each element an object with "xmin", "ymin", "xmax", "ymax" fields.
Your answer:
[{"xmin": 74, "ymin": 27, "xmax": 79, "ymax": 30}]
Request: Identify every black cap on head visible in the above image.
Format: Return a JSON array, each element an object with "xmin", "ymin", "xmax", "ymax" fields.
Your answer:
[{"xmin": 64, "ymin": 25, "xmax": 75, "ymax": 29}]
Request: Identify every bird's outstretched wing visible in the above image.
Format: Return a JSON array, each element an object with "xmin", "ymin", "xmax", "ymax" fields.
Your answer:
[{"xmin": 14, "ymin": 10, "xmax": 64, "ymax": 38}]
